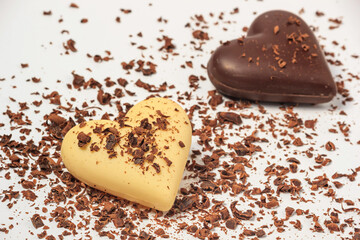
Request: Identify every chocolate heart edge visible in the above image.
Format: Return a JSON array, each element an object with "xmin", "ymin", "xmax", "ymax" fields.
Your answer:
[{"xmin": 207, "ymin": 59, "xmax": 335, "ymax": 104}]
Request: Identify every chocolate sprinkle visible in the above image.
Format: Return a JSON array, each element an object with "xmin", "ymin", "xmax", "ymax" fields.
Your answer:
[
  {"xmin": 163, "ymin": 157, "xmax": 172, "ymax": 166},
  {"xmin": 77, "ymin": 132, "xmax": 91, "ymax": 147},
  {"xmin": 152, "ymin": 163, "xmax": 161, "ymax": 173},
  {"xmin": 218, "ymin": 112, "xmax": 242, "ymax": 125},
  {"xmin": 179, "ymin": 141, "xmax": 185, "ymax": 148},
  {"xmin": 105, "ymin": 134, "xmax": 118, "ymax": 150},
  {"xmin": 31, "ymin": 214, "xmax": 44, "ymax": 229}
]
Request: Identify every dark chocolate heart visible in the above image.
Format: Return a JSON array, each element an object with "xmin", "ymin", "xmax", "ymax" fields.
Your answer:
[{"xmin": 207, "ymin": 10, "xmax": 336, "ymax": 104}]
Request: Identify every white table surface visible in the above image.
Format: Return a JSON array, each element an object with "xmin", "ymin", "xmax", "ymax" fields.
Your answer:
[{"xmin": 0, "ymin": 0, "xmax": 359, "ymax": 239}]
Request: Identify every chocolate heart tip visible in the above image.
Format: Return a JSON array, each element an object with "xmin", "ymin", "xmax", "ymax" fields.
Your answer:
[{"xmin": 207, "ymin": 10, "xmax": 337, "ymax": 104}]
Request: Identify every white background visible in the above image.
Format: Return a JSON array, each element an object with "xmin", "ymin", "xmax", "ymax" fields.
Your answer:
[{"xmin": 0, "ymin": 0, "xmax": 359, "ymax": 239}]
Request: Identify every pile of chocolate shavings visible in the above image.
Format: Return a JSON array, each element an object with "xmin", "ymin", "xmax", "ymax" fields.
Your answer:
[
  {"xmin": 73, "ymin": 111, "xmax": 174, "ymax": 173},
  {"xmin": 125, "ymin": 114, "xmax": 173, "ymax": 171},
  {"xmin": 121, "ymin": 60, "xmax": 157, "ymax": 76}
]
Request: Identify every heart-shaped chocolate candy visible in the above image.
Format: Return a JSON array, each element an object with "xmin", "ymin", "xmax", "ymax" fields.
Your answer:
[
  {"xmin": 207, "ymin": 10, "xmax": 336, "ymax": 103},
  {"xmin": 61, "ymin": 98, "xmax": 192, "ymax": 211}
]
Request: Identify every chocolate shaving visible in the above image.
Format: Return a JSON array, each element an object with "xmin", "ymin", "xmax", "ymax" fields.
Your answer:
[
  {"xmin": 163, "ymin": 157, "xmax": 172, "ymax": 166},
  {"xmin": 230, "ymin": 202, "xmax": 254, "ymax": 220},
  {"xmin": 192, "ymin": 30, "xmax": 209, "ymax": 40},
  {"xmin": 152, "ymin": 163, "xmax": 161, "ymax": 173},
  {"xmin": 97, "ymin": 90, "xmax": 111, "ymax": 105},
  {"xmin": 225, "ymin": 218, "xmax": 237, "ymax": 229},
  {"xmin": 179, "ymin": 141, "xmax": 185, "ymax": 148},
  {"xmin": 159, "ymin": 35, "xmax": 176, "ymax": 53},
  {"xmin": 65, "ymin": 39, "xmax": 77, "ymax": 52},
  {"xmin": 218, "ymin": 112, "xmax": 242, "ymax": 125},
  {"xmin": 77, "ymin": 132, "xmax": 91, "ymax": 147},
  {"xmin": 156, "ymin": 110, "xmax": 169, "ymax": 118},
  {"xmin": 31, "ymin": 214, "xmax": 44, "ymax": 229},
  {"xmin": 105, "ymin": 134, "xmax": 119, "ymax": 150},
  {"xmin": 274, "ymin": 25, "xmax": 280, "ymax": 35}
]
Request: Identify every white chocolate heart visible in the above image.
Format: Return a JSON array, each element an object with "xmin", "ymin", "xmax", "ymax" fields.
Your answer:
[{"xmin": 61, "ymin": 98, "xmax": 192, "ymax": 211}]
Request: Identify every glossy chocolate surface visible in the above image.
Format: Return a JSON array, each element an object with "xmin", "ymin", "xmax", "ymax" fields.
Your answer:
[{"xmin": 207, "ymin": 10, "xmax": 336, "ymax": 103}]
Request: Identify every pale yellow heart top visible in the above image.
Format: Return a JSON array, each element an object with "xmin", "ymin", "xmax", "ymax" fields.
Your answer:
[{"xmin": 61, "ymin": 97, "xmax": 192, "ymax": 211}]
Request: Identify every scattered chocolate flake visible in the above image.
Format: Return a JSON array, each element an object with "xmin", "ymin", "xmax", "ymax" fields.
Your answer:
[
  {"xmin": 120, "ymin": 8, "xmax": 132, "ymax": 14},
  {"xmin": 177, "ymin": 196, "xmax": 196, "ymax": 211},
  {"xmin": 316, "ymin": 11, "xmax": 324, "ymax": 17},
  {"xmin": 105, "ymin": 134, "xmax": 118, "ymax": 150},
  {"xmin": 121, "ymin": 60, "xmax": 134, "ymax": 70},
  {"xmin": 135, "ymin": 79, "xmax": 167, "ymax": 92},
  {"xmin": 21, "ymin": 180, "xmax": 35, "ymax": 189},
  {"xmin": 217, "ymin": 112, "xmax": 242, "ymax": 125},
  {"xmin": 285, "ymin": 207, "xmax": 294, "ymax": 219},
  {"xmin": 43, "ymin": 11, "xmax": 52, "ymax": 15},
  {"xmin": 72, "ymin": 72, "xmax": 85, "ymax": 89},
  {"xmin": 325, "ymin": 141, "xmax": 335, "ymax": 151},
  {"xmin": 22, "ymin": 190, "xmax": 37, "ymax": 201},
  {"xmin": 274, "ymin": 25, "xmax": 280, "ymax": 34},
  {"xmin": 156, "ymin": 110, "xmax": 169, "ymax": 118},
  {"xmin": 278, "ymin": 59, "xmax": 287, "ymax": 68},
  {"xmin": 231, "ymin": 202, "xmax": 254, "ymax": 220},
  {"xmin": 70, "ymin": 3, "xmax": 79, "ymax": 8},
  {"xmin": 65, "ymin": 39, "xmax": 77, "ymax": 52},
  {"xmin": 135, "ymin": 60, "xmax": 157, "ymax": 76},
  {"xmin": 163, "ymin": 157, "xmax": 172, "ymax": 167},
  {"xmin": 293, "ymin": 137, "xmax": 304, "ymax": 146},
  {"xmin": 152, "ymin": 163, "xmax": 161, "ymax": 173},
  {"xmin": 32, "ymin": 77, "xmax": 41, "ymax": 83},
  {"xmin": 77, "ymin": 132, "xmax": 91, "ymax": 147},
  {"xmin": 192, "ymin": 30, "xmax": 209, "ymax": 40},
  {"xmin": 97, "ymin": 90, "xmax": 112, "ymax": 105},
  {"xmin": 225, "ymin": 218, "xmax": 237, "ymax": 229},
  {"xmin": 158, "ymin": 35, "xmax": 176, "ymax": 53},
  {"xmin": 117, "ymin": 78, "xmax": 128, "ymax": 87},
  {"xmin": 256, "ymin": 229, "xmax": 266, "ymax": 237},
  {"xmin": 31, "ymin": 214, "xmax": 44, "ymax": 229},
  {"xmin": 243, "ymin": 229, "xmax": 255, "ymax": 236},
  {"xmin": 179, "ymin": 141, "xmax": 185, "ymax": 148},
  {"xmin": 208, "ymin": 94, "xmax": 223, "ymax": 107}
]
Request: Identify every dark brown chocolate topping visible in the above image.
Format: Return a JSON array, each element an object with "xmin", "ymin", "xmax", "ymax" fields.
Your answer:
[{"xmin": 207, "ymin": 10, "xmax": 336, "ymax": 104}]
